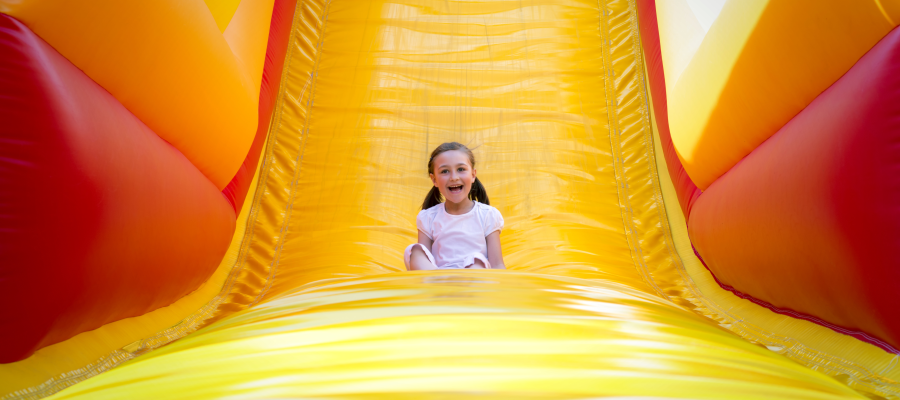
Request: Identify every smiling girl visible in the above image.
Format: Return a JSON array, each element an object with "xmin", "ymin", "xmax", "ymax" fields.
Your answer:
[{"xmin": 404, "ymin": 142, "xmax": 506, "ymax": 271}]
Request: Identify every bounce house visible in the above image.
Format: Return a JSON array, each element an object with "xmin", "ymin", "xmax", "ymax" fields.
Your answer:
[{"xmin": 1, "ymin": 0, "xmax": 899, "ymax": 398}]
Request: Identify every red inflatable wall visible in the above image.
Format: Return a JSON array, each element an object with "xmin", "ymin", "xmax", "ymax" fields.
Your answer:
[{"xmin": 0, "ymin": 0, "xmax": 296, "ymax": 363}]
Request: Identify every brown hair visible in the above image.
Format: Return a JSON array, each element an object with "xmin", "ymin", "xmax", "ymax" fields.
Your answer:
[{"xmin": 422, "ymin": 142, "xmax": 489, "ymax": 209}]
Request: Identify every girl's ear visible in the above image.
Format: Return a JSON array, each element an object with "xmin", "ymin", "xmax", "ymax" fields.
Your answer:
[
  {"xmin": 472, "ymin": 168, "xmax": 477, "ymax": 180},
  {"xmin": 429, "ymin": 173, "xmax": 436, "ymax": 185}
]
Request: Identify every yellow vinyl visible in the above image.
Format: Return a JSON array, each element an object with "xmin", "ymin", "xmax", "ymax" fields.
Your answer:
[
  {"xmin": 203, "ymin": 0, "xmax": 243, "ymax": 31},
  {"xmin": 31, "ymin": 0, "xmax": 871, "ymax": 398},
  {"xmin": 49, "ymin": 273, "xmax": 861, "ymax": 400}
]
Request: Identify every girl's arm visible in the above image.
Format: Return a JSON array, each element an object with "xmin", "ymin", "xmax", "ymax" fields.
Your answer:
[
  {"xmin": 486, "ymin": 231, "xmax": 506, "ymax": 269},
  {"xmin": 417, "ymin": 230, "xmax": 434, "ymax": 252}
]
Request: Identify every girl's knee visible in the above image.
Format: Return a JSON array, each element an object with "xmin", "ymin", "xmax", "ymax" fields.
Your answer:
[
  {"xmin": 409, "ymin": 253, "xmax": 437, "ymax": 271},
  {"xmin": 410, "ymin": 245, "xmax": 426, "ymax": 257}
]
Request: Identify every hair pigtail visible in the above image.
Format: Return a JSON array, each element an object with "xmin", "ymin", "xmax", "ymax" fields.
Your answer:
[
  {"xmin": 422, "ymin": 186, "xmax": 443, "ymax": 210},
  {"xmin": 469, "ymin": 177, "xmax": 490, "ymax": 205}
]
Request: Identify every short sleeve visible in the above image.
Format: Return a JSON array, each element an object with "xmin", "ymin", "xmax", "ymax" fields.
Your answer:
[
  {"xmin": 484, "ymin": 206, "xmax": 504, "ymax": 236},
  {"xmin": 416, "ymin": 210, "xmax": 433, "ymax": 240}
]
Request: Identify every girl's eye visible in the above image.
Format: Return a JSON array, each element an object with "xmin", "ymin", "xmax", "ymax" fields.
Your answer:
[{"xmin": 457, "ymin": 168, "xmax": 465, "ymax": 172}]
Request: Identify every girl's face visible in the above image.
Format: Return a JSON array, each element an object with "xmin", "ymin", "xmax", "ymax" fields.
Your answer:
[{"xmin": 430, "ymin": 150, "xmax": 476, "ymax": 205}]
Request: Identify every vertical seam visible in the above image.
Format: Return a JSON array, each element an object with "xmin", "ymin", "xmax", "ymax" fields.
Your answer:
[{"xmin": 250, "ymin": 0, "xmax": 333, "ymax": 307}]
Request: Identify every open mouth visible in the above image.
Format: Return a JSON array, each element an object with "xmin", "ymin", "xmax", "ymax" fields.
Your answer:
[{"xmin": 448, "ymin": 184, "xmax": 464, "ymax": 193}]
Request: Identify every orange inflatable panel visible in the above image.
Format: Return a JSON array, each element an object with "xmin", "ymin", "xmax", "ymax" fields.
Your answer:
[
  {"xmin": 667, "ymin": 0, "xmax": 899, "ymax": 190},
  {"xmin": 0, "ymin": 0, "xmax": 274, "ymax": 189},
  {"xmin": 223, "ymin": 0, "xmax": 277, "ymax": 100},
  {"xmin": 0, "ymin": 15, "xmax": 236, "ymax": 363},
  {"xmin": 689, "ymin": 26, "xmax": 900, "ymax": 352}
]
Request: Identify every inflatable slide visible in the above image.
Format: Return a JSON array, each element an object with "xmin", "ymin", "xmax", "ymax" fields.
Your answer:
[{"xmin": 1, "ymin": 0, "xmax": 898, "ymax": 398}]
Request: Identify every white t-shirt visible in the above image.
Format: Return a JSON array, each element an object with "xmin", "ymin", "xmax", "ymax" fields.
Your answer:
[{"xmin": 416, "ymin": 201, "xmax": 504, "ymax": 269}]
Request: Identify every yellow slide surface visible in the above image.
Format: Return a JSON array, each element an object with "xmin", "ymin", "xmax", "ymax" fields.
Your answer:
[{"xmin": 44, "ymin": 0, "xmax": 864, "ymax": 398}]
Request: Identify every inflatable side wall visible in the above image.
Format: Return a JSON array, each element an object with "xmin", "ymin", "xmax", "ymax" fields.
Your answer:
[
  {"xmin": 640, "ymin": 0, "xmax": 900, "ymax": 356},
  {"xmin": 0, "ymin": 0, "xmax": 293, "ymax": 376}
]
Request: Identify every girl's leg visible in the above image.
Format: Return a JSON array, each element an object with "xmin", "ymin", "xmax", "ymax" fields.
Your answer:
[
  {"xmin": 409, "ymin": 246, "xmax": 438, "ymax": 270},
  {"xmin": 405, "ymin": 244, "xmax": 438, "ymax": 270}
]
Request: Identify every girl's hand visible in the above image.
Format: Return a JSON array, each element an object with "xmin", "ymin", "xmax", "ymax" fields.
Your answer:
[{"xmin": 486, "ymin": 231, "xmax": 505, "ymax": 269}]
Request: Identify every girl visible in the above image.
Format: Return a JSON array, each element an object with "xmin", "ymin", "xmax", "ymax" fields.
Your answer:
[{"xmin": 405, "ymin": 142, "xmax": 506, "ymax": 270}]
